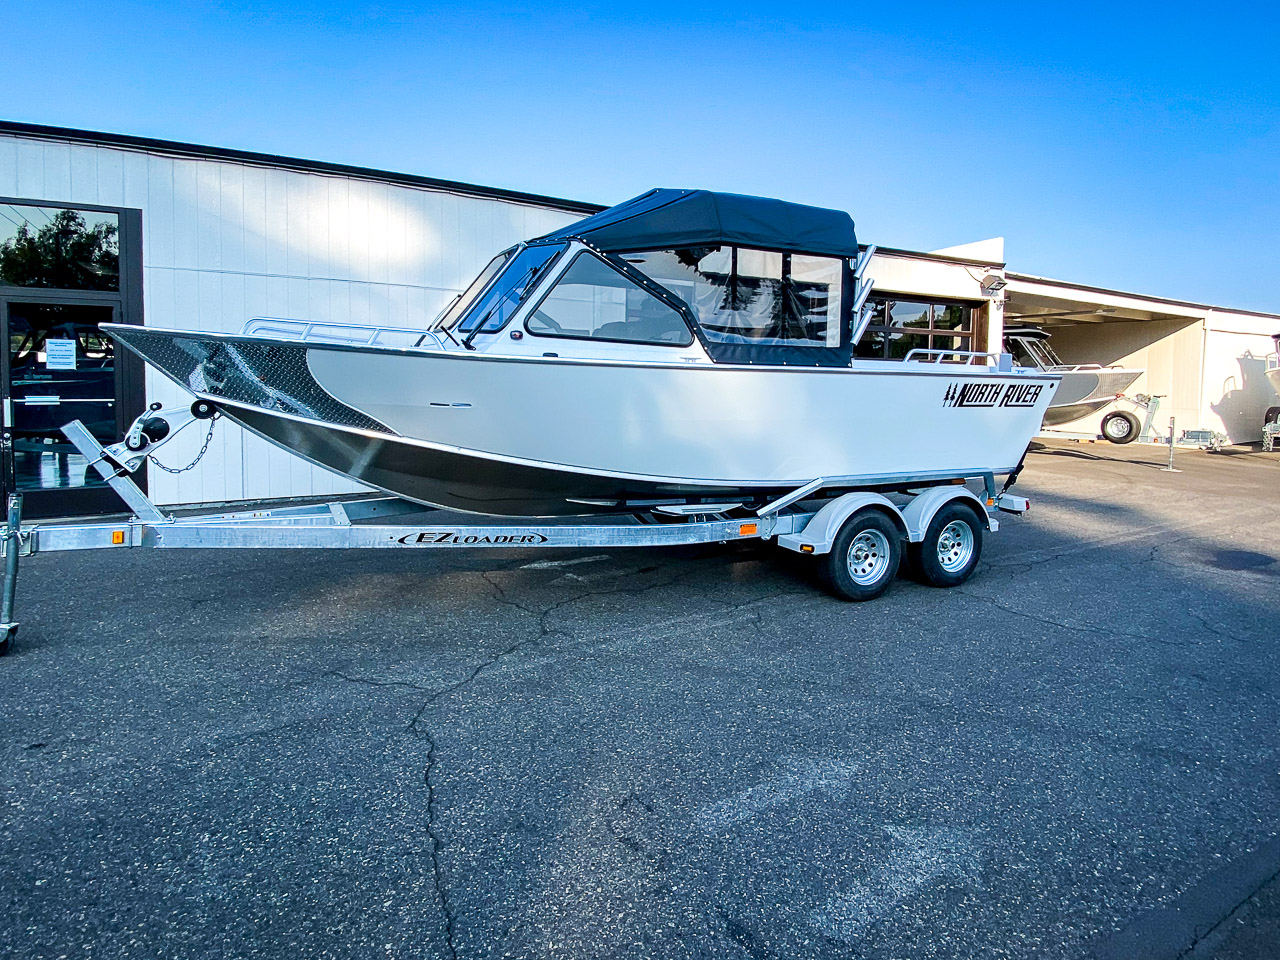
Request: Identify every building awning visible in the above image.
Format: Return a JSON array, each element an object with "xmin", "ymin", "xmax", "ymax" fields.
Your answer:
[{"xmin": 1005, "ymin": 274, "xmax": 1209, "ymax": 326}]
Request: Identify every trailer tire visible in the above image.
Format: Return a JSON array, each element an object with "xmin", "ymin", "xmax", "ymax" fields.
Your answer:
[
  {"xmin": 1265, "ymin": 406, "xmax": 1280, "ymax": 426},
  {"xmin": 819, "ymin": 510, "xmax": 901, "ymax": 602},
  {"xmin": 1101, "ymin": 410, "xmax": 1140, "ymax": 444},
  {"xmin": 909, "ymin": 502, "xmax": 984, "ymax": 588}
]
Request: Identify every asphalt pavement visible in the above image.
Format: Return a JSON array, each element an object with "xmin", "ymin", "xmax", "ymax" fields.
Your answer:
[{"xmin": 1, "ymin": 439, "xmax": 1278, "ymax": 959}]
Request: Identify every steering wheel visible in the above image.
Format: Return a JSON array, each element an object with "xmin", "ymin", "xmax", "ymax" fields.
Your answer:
[{"xmin": 529, "ymin": 310, "xmax": 563, "ymax": 334}]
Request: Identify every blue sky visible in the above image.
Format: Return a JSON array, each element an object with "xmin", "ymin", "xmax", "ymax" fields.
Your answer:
[{"xmin": 4, "ymin": 2, "xmax": 1277, "ymax": 310}]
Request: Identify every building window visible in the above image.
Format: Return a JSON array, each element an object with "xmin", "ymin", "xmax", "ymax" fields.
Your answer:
[
  {"xmin": 854, "ymin": 297, "xmax": 977, "ymax": 360},
  {"xmin": 0, "ymin": 203, "xmax": 120, "ymax": 291}
]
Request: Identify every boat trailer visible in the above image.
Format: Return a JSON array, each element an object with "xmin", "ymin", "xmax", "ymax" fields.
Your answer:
[{"xmin": 0, "ymin": 413, "xmax": 1031, "ymax": 655}]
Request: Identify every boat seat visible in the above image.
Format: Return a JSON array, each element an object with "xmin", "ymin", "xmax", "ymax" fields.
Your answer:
[{"xmin": 594, "ymin": 316, "xmax": 687, "ymax": 343}]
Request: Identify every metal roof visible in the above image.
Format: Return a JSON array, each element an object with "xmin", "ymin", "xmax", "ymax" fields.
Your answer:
[{"xmin": 0, "ymin": 120, "xmax": 605, "ymax": 215}]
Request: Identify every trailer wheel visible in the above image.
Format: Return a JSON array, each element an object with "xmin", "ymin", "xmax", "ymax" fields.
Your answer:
[
  {"xmin": 819, "ymin": 510, "xmax": 901, "ymax": 602},
  {"xmin": 1101, "ymin": 410, "xmax": 1140, "ymax": 444},
  {"xmin": 1265, "ymin": 406, "xmax": 1280, "ymax": 426},
  {"xmin": 909, "ymin": 502, "xmax": 984, "ymax": 588}
]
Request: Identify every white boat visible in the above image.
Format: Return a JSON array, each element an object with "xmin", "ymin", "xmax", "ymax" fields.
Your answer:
[
  {"xmin": 1003, "ymin": 326, "xmax": 1142, "ymax": 430},
  {"xmin": 105, "ymin": 189, "xmax": 1059, "ymax": 516}
]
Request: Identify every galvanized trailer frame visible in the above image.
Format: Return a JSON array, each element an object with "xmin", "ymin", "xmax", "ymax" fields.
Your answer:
[{"xmin": 0, "ymin": 417, "xmax": 1029, "ymax": 654}]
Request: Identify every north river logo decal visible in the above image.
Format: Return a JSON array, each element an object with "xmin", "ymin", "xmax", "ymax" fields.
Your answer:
[
  {"xmin": 397, "ymin": 531, "xmax": 550, "ymax": 545},
  {"xmin": 943, "ymin": 382, "xmax": 1045, "ymax": 408}
]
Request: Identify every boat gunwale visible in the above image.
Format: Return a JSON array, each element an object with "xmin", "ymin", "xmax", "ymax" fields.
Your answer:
[{"xmin": 103, "ymin": 324, "xmax": 1063, "ymax": 382}]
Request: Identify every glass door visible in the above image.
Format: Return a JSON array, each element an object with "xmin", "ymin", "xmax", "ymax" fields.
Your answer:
[{"xmin": 1, "ymin": 299, "xmax": 134, "ymax": 517}]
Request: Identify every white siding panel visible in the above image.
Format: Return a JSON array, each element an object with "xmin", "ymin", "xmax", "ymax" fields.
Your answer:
[
  {"xmin": 218, "ymin": 164, "xmax": 245, "ymax": 276},
  {"xmin": 0, "ymin": 137, "xmax": 18, "ymax": 194},
  {"xmin": 263, "ymin": 169, "xmax": 290, "ymax": 278},
  {"xmin": 171, "ymin": 160, "xmax": 200, "ymax": 271},
  {"xmin": 14, "ymin": 140, "xmax": 45, "ymax": 197},
  {"xmin": 121, "ymin": 150, "xmax": 149, "ymax": 210},
  {"xmin": 240, "ymin": 165, "xmax": 268, "ymax": 276},
  {"xmin": 96, "ymin": 149, "xmax": 125, "ymax": 206},
  {"xmin": 195, "ymin": 162, "xmax": 222, "ymax": 271},
  {"xmin": 143, "ymin": 266, "xmax": 175, "ymax": 327},
  {"xmin": 285, "ymin": 174, "xmax": 310, "ymax": 279},
  {"xmin": 304, "ymin": 175, "xmax": 328, "ymax": 279},
  {"xmin": 145, "ymin": 156, "xmax": 175, "ymax": 268},
  {"xmin": 68, "ymin": 145, "xmax": 98, "ymax": 203},
  {"xmin": 43, "ymin": 143, "xmax": 73, "ymax": 199},
  {"xmin": 439, "ymin": 193, "xmax": 462, "ymax": 291}
]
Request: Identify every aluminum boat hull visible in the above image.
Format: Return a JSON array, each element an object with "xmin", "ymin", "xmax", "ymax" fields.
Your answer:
[
  {"xmin": 1041, "ymin": 369, "xmax": 1142, "ymax": 427},
  {"xmin": 108, "ymin": 326, "xmax": 1059, "ymax": 516}
]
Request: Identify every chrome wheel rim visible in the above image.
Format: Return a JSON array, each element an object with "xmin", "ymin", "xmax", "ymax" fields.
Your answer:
[
  {"xmin": 846, "ymin": 530, "xmax": 891, "ymax": 585},
  {"xmin": 1106, "ymin": 417, "xmax": 1132, "ymax": 439},
  {"xmin": 936, "ymin": 520, "xmax": 974, "ymax": 573}
]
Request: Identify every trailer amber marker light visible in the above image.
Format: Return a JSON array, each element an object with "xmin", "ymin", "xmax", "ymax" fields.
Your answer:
[
  {"xmin": 800, "ymin": 544, "xmax": 814, "ymax": 553},
  {"xmin": 111, "ymin": 530, "xmax": 125, "ymax": 544},
  {"xmin": 739, "ymin": 523, "xmax": 758, "ymax": 536}
]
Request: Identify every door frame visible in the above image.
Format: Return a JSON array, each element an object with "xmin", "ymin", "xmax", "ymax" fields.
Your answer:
[{"xmin": 0, "ymin": 200, "xmax": 145, "ymax": 517}]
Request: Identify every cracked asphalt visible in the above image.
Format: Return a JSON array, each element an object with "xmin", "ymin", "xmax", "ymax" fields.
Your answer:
[{"xmin": 1, "ymin": 439, "xmax": 1278, "ymax": 959}]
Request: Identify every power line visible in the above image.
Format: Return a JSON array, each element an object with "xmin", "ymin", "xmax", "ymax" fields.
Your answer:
[{"xmin": 3, "ymin": 205, "xmax": 40, "ymax": 233}]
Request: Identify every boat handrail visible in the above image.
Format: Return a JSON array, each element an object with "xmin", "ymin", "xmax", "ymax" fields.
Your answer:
[
  {"xmin": 240, "ymin": 317, "xmax": 438, "ymax": 349},
  {"xmin": 903, "ymin": 348, "xmax": 1001, "ymax": 365},
  {"xmin": 1044, "ymin": 363, "xmax": 1127, "ymax": 372}
]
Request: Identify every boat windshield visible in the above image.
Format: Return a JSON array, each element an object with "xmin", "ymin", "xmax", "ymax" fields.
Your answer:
[
  {"xmin": 431, "ymin": 250, "xmax": 512, "ymax": 331},
  {"xmin": 456, "ymin": 243, "xmax": 565, "ymax": 335},
  {"xmin": 1006, "ymin": 335, "xmax": 1064, "ymax": 370}
]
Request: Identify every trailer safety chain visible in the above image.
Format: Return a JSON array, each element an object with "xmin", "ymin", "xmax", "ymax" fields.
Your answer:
[{"xmin": 148, "ymin": 418, "xmax": 217, "ymax": 474}]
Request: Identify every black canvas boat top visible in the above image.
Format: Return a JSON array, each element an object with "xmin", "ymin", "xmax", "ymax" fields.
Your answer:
[{"xmin": 536, "ymin": 188, "xmax": 859, "ymax": 259}]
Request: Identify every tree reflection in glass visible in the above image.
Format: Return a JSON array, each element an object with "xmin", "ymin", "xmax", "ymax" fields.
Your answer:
[{"xmin": 0, "ymin": 206, "xmax": 120, "ymax": 291}]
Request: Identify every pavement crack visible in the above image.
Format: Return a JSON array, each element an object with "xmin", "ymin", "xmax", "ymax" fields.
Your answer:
[
  {"xmin": 953, "ymin": 589, "xmax": 1185, "ymax": 647},
  {"xmin": 323, "ymin": 669, "xmax": 436, "ymax": 693},
  {"xmin": 1179, "ymin": 864, "xmax": 1280, "ymax": 959},
  {"xmin": 1186, "ymin": 608, "xmax": 1248, "ymax": 645},
  {"xmin": 402, "ymin": 574, "xmax": 611, "ymax": 960},
  {"xmin": 419, "ymin": 725, "xmax": 459, "ymax": 960}
]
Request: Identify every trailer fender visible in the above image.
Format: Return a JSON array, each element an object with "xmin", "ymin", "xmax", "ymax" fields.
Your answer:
[
  {"xmin": 898, "ymin": 487, "xmax": 993, "ymax": 542},
  {"xmin": 776, "ymin": 493, "xmax": 904, "ymax": 556}
]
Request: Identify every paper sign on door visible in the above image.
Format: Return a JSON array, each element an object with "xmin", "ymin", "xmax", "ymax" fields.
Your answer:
[{"xmin": 45, "ymin": 340, "xmax": 77, "ymax": 370}]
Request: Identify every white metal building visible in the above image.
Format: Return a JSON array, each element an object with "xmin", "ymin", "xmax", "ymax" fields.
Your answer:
[{"xmin": 0, "ymin": 121, "xmax": 1276, "ymax": 518}]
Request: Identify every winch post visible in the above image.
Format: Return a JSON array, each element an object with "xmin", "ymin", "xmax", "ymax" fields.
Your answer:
[
  {"xmin": 60, "ymin": 420, "xmax": 168, "ymax": 523},
  {"xmin": 1, "ymin": 493, "xmax": 22, "ymax": 655}
]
